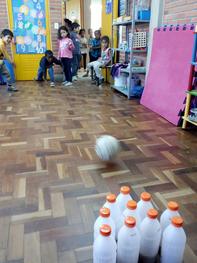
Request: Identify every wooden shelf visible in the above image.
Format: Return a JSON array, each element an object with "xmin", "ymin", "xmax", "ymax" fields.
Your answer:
[{"xmin": 182, "ymin": 117, "xmax": 197, "ymax": 126}]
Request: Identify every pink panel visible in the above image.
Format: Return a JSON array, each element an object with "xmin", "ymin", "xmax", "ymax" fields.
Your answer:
[{"xmin": 140, "ymin": 25, "xmax": 194, "ymax": 125}]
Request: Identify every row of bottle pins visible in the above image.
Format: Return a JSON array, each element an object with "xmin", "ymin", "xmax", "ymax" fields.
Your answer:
[{"xmin": 93, "ymin": 186, "xmax": 186, "ymax": 263}]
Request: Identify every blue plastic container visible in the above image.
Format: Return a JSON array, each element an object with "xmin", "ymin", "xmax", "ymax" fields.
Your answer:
[{"xmin": 138, "ymin": 10, "xmax": 151, "ymax": 21}]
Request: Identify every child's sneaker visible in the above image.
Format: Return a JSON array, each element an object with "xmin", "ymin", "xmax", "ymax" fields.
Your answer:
[
  {"xmin": 7, "ymin": 85, "xmax": 18, "ymax": 92},
  {"xmin": 72, "ymin": 76, "xmax": 78, "ymax": 81},
  {"xmin": 50, "ymin": 82, "xmax": 55, "ymax": 87},
  {"xmin": 62, "ymin": 81, "xmax": 68, "ymax": 85},
  {"xmin": 96, "ymin": 77, "xmax": 104, "ymax": 86},
  {"xmin": 64, "ymin": 82, "xmax": 73, "ymax": 87}
]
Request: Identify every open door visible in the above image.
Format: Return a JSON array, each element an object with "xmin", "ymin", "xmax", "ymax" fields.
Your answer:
[{"xmin": 7, "ymin": 0, "xmax": 51, "ymax": 80}]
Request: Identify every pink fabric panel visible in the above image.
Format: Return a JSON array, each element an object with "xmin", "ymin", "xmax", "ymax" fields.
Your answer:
[{"xmin": 141, "ymin": 25, "xmax": 194, "ymax": 125}]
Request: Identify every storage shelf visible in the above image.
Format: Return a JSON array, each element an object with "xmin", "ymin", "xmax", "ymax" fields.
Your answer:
[
  {"xmin": 121, "ymin": 67, "xmax": 146, "ymax": 74},
  {"xmin": 111, "ymin": 85, "xmax": 128, "ymax": 96},
  {"xmin": 114, "ymin": 48, "xmax": 147, "ymax": 53},
  {"xmin": 135, "ymin": 20, "xmax": 150, "ymax": 23},
  {"xmin": 182, "ymin": 117, "xmax": 197, "ymax": 126},
  {"xmin": 112, "ymin": 19, "xmax": 149, "ymax": 26},
  {"xmin": 113, "ymin": 20, "xmax": 132, "ymax": 26}
]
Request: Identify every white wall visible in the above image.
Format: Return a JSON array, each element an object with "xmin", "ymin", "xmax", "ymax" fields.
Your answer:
[
  {"xmin": 66, "ymin": 0, "xmax": 81, "ymax": 23},
  {"xmin": 146, "ymin": 0, "xmax": 164, "ymax": 76},
  {"xmin": 84, "ymin": 0, "xmax": 91, "ymax": 31}
]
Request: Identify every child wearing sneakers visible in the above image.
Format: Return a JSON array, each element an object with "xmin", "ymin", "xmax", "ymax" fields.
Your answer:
[
  {"xmin": 0, "ymin": 29, "xmax": 18, "ymax": 92},
  {"xmin": 58, "ymin": 26, "xmax": 74, "ymax": 87},
  {"xmin": 35, "ymin": 50, "xmax": 61, "ymax": 87},
  {"xmin": 85, "ymin": 36, "xmax": 112, "ymax": 86}
]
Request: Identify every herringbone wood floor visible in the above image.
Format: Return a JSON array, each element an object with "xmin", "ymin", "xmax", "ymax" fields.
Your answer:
[{"xmin": 0, "ymin": 78, "xmax": 196, "ymax": 263}]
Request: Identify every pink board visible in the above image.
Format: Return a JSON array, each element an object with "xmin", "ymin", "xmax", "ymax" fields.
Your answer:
[{"xmin": 141, "ymin": 25, "xmax": 194, "ymax": 125}]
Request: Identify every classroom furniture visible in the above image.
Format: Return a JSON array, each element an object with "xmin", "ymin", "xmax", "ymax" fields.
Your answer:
[
  {"xmin": 111, "ymin": 0, "xmax": 150, "ymax": 99},
  {"xmin": 141, "ymin": 24, "xmax": 194, "ymax": 125}
]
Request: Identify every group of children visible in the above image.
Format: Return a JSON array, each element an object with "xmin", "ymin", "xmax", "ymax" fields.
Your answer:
[
  {"xmin": 0, "ymin": 18, "xmax": 112, "ymax": 91},
  {"xmin": 36, "ymin": 18, "xmax": 112, "ymax": 88}
]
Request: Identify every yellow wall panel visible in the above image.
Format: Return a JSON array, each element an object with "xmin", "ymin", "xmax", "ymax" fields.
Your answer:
[{"xmin": 7, "ymin": 0, "xmax": 52, "ymax": 80}]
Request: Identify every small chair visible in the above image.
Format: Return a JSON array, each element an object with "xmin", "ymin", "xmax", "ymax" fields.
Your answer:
[
  {"xmin": 90, "ymin": 48, "xmax": 115, "ymax": 83},
  {"xmin": 101, "ymin": 48, "xmax": 115, "ymax": 83}
]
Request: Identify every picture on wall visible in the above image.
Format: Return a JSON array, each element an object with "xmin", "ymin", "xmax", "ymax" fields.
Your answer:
[
  {"xmin": 12, "ymin": 0, "xmax": 47, "ymax": 54},
  {"xmin": 106, "ymin": 0, "xmax": 112, "ymax": 14}
]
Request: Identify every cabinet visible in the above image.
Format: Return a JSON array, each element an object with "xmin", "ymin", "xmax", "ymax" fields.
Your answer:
[{"xmin": 111, "ymin": 0, "xmax": 150, "ymax": 99}]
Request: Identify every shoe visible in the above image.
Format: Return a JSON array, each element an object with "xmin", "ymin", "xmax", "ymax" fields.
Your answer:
[
  {"xmin": 64, "ymin": 82, "xmax": 73, "ymax": 87},
  {"xmin": 7, "ymin": 86, "xmax": 18, "ymax": 92},
  {"xmin": 83, "ymin": 73, "xmax": 89, "ymax": 77},
  {"xmin": 91, "ymin": 79, "xmax": 97, "ymax": 85},
  {"xmin": 34, "ymin": 77, "xmax": 44, "ymax": 81},
  {"xmin": 50, "ymin": 82, "xmax": 55, "ymax": 87},
  {"xmin": 62, "ymin": 81, "xmax": 68, "ymax": 85},
  {"xmin": 96, "ymin": 77, "xmax": 104, "ymax": 86},
  {"xmin": 72, "ymin": 76, "xmax": 78, "ymax": 81}
]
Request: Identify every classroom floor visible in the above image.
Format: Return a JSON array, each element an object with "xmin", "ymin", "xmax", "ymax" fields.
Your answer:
[{"xmin": 0, "ymin": 78, "xmax": 196, "ymax": 263}]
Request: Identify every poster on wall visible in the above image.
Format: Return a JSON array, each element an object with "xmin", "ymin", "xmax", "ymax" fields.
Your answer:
[
  {"xmin": 106, "ymin": 0, "xmax": 112, "ymax": 14},
  {"xmin": 12, "ymin": 0, "xmax": 47, "ymax": 54}
]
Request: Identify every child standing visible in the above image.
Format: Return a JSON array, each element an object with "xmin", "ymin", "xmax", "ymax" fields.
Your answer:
[
  {"xmin": 79, "ymin": 29, "xmax": 88, "ymax": 70},
  {"xmin": 70, "ymin": 22, "xmax": 81, "ymax": 81},
  {"xmin": 58, "ymin": 26, "xmax": 74, "ymax": 87},
  {"xmin": 89, "ymin": 30, "xmax": 101, "ymax": 62},
  {"xmin": 0, "ymin": 29, "xmax": 18, "ymax": 92},
  {"xmin": 87, "ymin": 28, "xmax": 94, "ymax": 62},
  {"xmin": 35, "ymin": 50, "xmax": 61, "ymax": 87},
  {"xmin": 86, "ymin": 36, "xmax": 112, "ymax": 86}
]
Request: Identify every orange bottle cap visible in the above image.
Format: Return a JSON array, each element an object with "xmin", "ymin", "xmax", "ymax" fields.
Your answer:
[
  {"xmin": 106, "ymin": 194, "xmax": 116, "ymax": 203},
  {"xmin": 100, "ymin": 224, "xmax": 111, "ymax": 236},
  {"xmin": 141, "ymin": 192, "xmax": 151, "ymax": 201},
  {"xmin": 148, "ymin": 209, "xmax": 158, "ymax": 219},
  {"xmin": 125, "ymin": 216, "xmax": 136, "ymax": 228},
  {"xmin": 168, "ymin": 201, "xmax": 179, "ymax": 211},
  {"xmin": 120, "ymin": 186, "xmax": 131, "ymax": 195},
  {"xmin": 100, "ymin": 207, "xmax": 110, "ymax": 218},
  {"xmin": 172, "ymin": 217, "xmax": 184, "ymax": 227},
  {"xmin": 127, "ymin": 200, "xmax": 137, "ymax": 210}
]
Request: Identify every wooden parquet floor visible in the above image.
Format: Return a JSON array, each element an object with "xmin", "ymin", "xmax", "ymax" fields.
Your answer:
[{"xmin": 0, "ymin": 78, "xmax": 196, "ymax": 263}]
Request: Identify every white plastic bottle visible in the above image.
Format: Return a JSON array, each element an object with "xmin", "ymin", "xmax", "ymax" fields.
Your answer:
[
  {"xmin": 117, "ymin": 216, "xmax": 140, "ymax": 263},
  {"xmin": 116, "ymin": 186, "xmax": 132, "ymax": 213},
  {"xmin": 140, "ymin": 209, "xmax": 161, "ymax": 263},
  {"xmin": 138, "ymin": 192, "xmax": 153, "ymax": 221},
  {"xmin": 160, "ymin": 201, "xmax": 180, "ymax": 232},
  {"xmin": 161, "ymin": 217, "xmax": 186, "ymax": 263},
  {"xmin": 93, "ymin": 224, "xmax": 117, "ymax": 263},
  {"xmin": 104, "ymin": 193, "xmax": 123, "ymax": 238},
  {"xmin": 123, "ymin": 200, "xmax": 141, "ymax": 230},
  {"xmin": 94, "ymin": 207, "xmax": 116, "ymax": 240}
]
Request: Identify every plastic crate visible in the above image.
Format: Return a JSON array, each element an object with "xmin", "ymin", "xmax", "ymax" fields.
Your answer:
[{"xmin": 138, "ymin": 10, "xmax": 151, "ymax": 20}]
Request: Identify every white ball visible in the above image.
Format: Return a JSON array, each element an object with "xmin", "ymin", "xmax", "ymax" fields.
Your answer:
[{"xmin": 95, "ymin": 135, "xmax": 121, "ymax": 161}]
